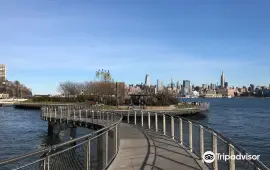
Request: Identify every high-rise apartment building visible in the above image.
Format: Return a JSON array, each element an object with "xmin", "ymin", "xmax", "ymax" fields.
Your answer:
[
  {"xmin": 183, "ymin": 80, "xmax": 191, "ymax": 91},
  {"xmin": 145, "ymin": 74, "xmax": 150, "ymax": 86},
  {"xmin": 221, "ymin": 71, "xmax": 225, "ymax": 88},
  {"xmin": 0, "ymin": 64, "xmax": 6, "ymax": 80}
]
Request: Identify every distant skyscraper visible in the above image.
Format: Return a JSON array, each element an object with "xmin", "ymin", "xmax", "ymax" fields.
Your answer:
[
  {"xmin": 225, "ymin": 82, "xmax": 228, "ymax": 89},
  {"xmin": 183, "ymin": 80, "xmax": 191, "ymax": 91},
  {"xmin": 191, "ymin": 84, "xmax": 195, "ymax": 91},
  {"xmin": 250, "ymin": 84, "xmax": 255, "ymax": 92},
  {"xmin": 202, "ymin": 84, "xmax": 208, "ymax": 89},
  {"xmin": 221, "ymin": 71, "xmax": 225, "ymax": 88},
  {"xmin": 177, "ymin": 80, "xmax": 181, "ymax": 89},
  {"xmin": 210, "ymin": 83, "xmax": 217, "ymax": 90},
  {"xmin": 0, "ymin": 64, "xmax": 6, "ymax": 80},
  {"xmin": 157, "ymin": 79, "xmax": 163, "ymax": 91},
  {"xmin": 145, "ymin": 74, "xmax": 150, "ymax": 86},
  {"xmin": 171, "ymin": 78, "xmax": 174, "ymax": 89}
]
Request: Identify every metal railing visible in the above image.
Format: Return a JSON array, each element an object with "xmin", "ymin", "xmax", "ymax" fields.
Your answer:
[
  {"xmin": 1, "ymin": 105, "xmax": 269, "ymax": 170},
  {"xmin": 0, "ymin": 105, "xmax": 122, "ymax": 170},
  {"xmin": 125, "ymin": 110, "xmax": 269, "ymax": 170}
]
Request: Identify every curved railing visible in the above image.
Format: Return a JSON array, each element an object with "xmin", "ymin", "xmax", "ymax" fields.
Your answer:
[
  {"xmin": 124, "ymin": 109, "xmax": 269, "ymax": 170},
  {"xmin": 0, "ymin": 105, "xmax": 122, "ymax": 170},
  {"xmin": 1, "ymin": 105, "xmax": 269, "ymax": 170}
]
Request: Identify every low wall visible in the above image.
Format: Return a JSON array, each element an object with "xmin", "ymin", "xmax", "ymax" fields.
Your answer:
[
  {"xmin": 13, "ymin": 102, "xmax": 78, "ymax": 110},
  {"xmin": 144, "ymin": 106, "xmax": 172, "ymax": 110}
]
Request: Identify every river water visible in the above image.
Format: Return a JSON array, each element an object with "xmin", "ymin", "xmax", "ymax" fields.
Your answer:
[{"xmin": 0, "ymin": 98, "xmax": 269, "ymax": 168}]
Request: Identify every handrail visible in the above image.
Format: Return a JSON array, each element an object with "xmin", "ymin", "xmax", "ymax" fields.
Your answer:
[
  {"xmin": 125, "ymin": 109, "xmax": 269, "ymax": 170},
  {"xmin": 162, "ymin": 114, "xmax": 269, "ymax": 170},
  {"xmin": 0, "ymin": 105, "xmax": 122, "ymax": 170},
  {"xmin": 1, "ymin": 104, "xmax": 268, "ymax": 170}
]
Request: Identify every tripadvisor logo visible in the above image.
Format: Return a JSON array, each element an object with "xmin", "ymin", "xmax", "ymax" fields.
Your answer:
[
  {"xmin": 203, "ymin": 151, "xmax": 215, "ymax": 163},
  {"xmin": 203, "ymin": 151, "xmax": 260, "ymax": 163}
]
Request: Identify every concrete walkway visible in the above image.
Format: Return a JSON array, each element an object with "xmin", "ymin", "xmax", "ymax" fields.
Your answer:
[{"xmin": 108, "ymin": 123, "xmax": 209, "ymax": 170}]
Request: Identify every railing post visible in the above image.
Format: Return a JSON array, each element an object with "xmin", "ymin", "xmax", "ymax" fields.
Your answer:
[
  {"xmin": 228, "ymin": 144, "xmax": 235, "ymax": 170},
  {"xmin": 50, "ymin": 108, "xmax": 52, "ymax": 121},
  {"xmin": 102, "ymin": 111, "xmax": 105, "ymax": 125},
  {"xmin": 189, "ymin": 121, "xmax": 193, "ymax": 152},
  {"xmin": 127, "ymin": 110, "xmax": 130, "ymax": 123},
  {"xmin": 74, "ymin": 109, "xmax": 75, "ymax": 121},
  {"xmin": 105, "ymin": 131, "xmax": 108, "ymax": 166},
  {"xmin": 85, "ymin": 109, "xmax": 88, "ymax": 122},
  {"xmin": 67, "ymin": 108, "xmax": 69, "ymax": 123},
  {"xmin": 85, "ymin": 110, "xmax": 88, "ymax": 127},
  {"xmin": 42, "ymin": 157, "xmax": 46, "ymax": 170},
  {"xmin": 60, "ymin": 107, "xmax": 62, "ymax": 122},
  {"xmin": 148, "ymin": 112, "xmax": 150, "ymax": 129},
  {"xmin": 163, "ymin": 114, "xmax": 166, "ymax": 135},
  {"xmin": 141, "ymin": 111, "xmax": 144, "ymax": 127},
  {"xmin": 155, "ymin": 113, "xmax": 158, "ymax": 132},
  {"xmin": 54, "ymin": 108, "xmax": 57, "ymax": 122},
  {"xmin": 96, "ymin": 111, "xmax": 99, "ymax": 124},
  {"xmin": 79, "ymin": 110, "xmax": 82, "ymax": 122},
  {"xmin": 91, "ymin": 110, "xmax": 94, "ymax": 123},
  {"xmin": 179, "ymin": 118, "xmax": 183, "ymax": 144},
  {"xmin": 47, "ymin": 156, "xmax": 50, "ymax": 170},
  {"xmin": 171, "ymin": 116, "xmax": 174, "ymax": 139},
  {"xmin": 85, "ymin": 139, "xmax": 90, "ymax": 170},
  {"xmin": 134, "ymin": 111, "xmax": 137, "ymax": 125},
  {"xmin": 115, "ymin": 125, "xmax": 118, "ymax": 152},
  {"xmin": 212, "ymin": 132, "xmax": 218, "ymax": 170},
  {"xmin": 99, "ymin": 111, "xmax": 102, "ymax": 122},
  {"xmin": 107, "ymin": 112, "xmax": 109, "ymax": 126},
  {"xmin": 88, "ymin": 139, "xmax": 91, "ymax": 170},
  {"xmin": 46, "ymin": 107, "xmax": 49, "ymax": 120},
  {"xmin": 200, "ymin": 125, "xmax": 204, "ymax": 160}
]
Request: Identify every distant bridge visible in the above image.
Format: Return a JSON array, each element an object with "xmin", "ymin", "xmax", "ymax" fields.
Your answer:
[{"xmin": 0, "ymin": 105, "xmax": 269, "ymax": 170}]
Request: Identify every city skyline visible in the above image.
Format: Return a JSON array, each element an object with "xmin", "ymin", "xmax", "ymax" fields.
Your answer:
[{"xmin": 1, "ymin": 1, "xmax": 270, "ymax": 94}]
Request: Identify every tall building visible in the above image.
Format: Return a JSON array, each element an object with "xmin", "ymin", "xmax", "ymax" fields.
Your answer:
[
  {"xmin": 0, "ymin": 64, "xmax": 6, "ymax": 80},
  {"xmin": 177, "ymin": 80, "xmax": 181, "ymax": 89},
  {"xmin": 145, "ymin": 74, "xmax": 150, "ymax": 86},
  {"xmin": 191, "ymin": 84, "xmax": 195, "ymax": 91},
  {"xmin": 250, "ymin": 84, "xmax": 255, "ymax": 92},
  {"xmin": 225, "ymin": 82, "xmax": 228, "ymax": 89},
  {"xmin": 210, "ymin": 83, "xmax": 217, "ymax": 90},
  {"xmin": 157, "ymin": 79, "xmax": 163, "ymax": 91},
  {"xmin": 183, "ymin": 80, "xmax": 191, "ymax": 91},
  {"xmin": 221, "ymin": 71, "xmax": 225, "ymax": 88},
  {"xmin": 202, "ymin": 84, "xmax": 208, "ymax": 89},
  {"xmin": 171, "ymin": 78, "xmax": 174, "ymax": 89}
]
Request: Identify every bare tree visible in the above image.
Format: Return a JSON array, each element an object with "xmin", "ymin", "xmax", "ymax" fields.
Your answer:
[{"xmin": 58, "ymin": 81, "xmax": 81, "ymax": 96}]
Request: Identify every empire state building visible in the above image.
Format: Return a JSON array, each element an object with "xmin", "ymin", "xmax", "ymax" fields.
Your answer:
[{"xmin": 221, "ymin": 71, "xmax": 225, "ymax": 88}]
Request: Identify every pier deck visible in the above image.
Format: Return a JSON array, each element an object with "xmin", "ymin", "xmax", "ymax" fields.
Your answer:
[{"xmin": 108, "ymin": 123, "xmax": 209, "ymax": 170}]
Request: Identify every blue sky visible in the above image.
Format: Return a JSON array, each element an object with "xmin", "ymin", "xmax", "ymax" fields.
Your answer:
[{"xmin": 1, "ymin": 0, "xmax": 270, "ymax": 94}]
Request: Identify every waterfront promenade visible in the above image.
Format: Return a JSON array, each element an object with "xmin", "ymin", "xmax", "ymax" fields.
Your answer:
[
  {"xmin": 0, "ymin": 105, "xmax": 268, "ymax": 170},
  {"xmin": 109, "ymin": 123, "xmax": 207, "ymax": 170}
]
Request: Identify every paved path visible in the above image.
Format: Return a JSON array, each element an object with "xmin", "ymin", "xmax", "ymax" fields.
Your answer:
[{"xmin": 108, "ymin": 123, "xmax": 209, "ymax": 170}]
